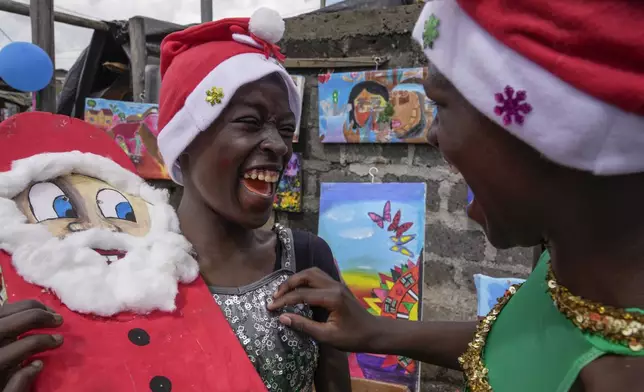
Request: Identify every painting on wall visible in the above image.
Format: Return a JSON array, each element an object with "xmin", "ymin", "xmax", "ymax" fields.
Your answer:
[
  {"xmin": 84, "ymin": 98, "xmax": 169, "ymax": 180},
  {"xmin": 273, "ymin": 153, "xmax": 302, "ymax": 212},
  {"xmin": 318, "ymin": 182, "xmax": 427, "ymax": 391},
  {"xmin": 291, "ymin": 75, "xmax": 305, "ymax": 143},
  {"xmin": 318, "ymin": 67, "xmax": 435, "ymax": 144},
  {"xmin": 474, "ymin": 274, "xmax": 526, "ymax": 318}
]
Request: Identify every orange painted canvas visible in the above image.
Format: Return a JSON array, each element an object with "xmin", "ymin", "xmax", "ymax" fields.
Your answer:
[{"xmin": 84, "ymin": 98, "xmax": 169, "ymax": 180}]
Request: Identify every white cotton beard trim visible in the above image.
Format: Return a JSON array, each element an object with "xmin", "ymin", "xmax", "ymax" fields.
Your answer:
[{"xmin": 0, "ymin": 151, "xmax": 200, "ymax": 316}]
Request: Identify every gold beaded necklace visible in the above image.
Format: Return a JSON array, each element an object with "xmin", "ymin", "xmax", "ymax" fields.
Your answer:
[
  {"xmin": 458, "ymin": 283, "xmax": 522, "ymax": 392},
  {"xmin": 458, "ymin": 263, "xmax": 644, "ymax": 392},
  {"xmin": 546, "ymin": 263, "xmax": 643, "ymax": 352}
]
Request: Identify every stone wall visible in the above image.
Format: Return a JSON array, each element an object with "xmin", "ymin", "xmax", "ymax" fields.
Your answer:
[{"xmin": 160, "ymin": 5, "xmax": 535, "ymax": 391}]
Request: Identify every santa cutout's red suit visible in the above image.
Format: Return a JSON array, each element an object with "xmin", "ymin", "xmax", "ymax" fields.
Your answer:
[{"xmin": 0, "ymin": 112, "xmax": 267, "ymax": 391}]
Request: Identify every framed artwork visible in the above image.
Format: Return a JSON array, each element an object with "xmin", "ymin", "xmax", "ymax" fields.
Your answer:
[
  {"xmin": 318, "ymin": 68, "xmax": 435, "ymax": 144},
  {"xmin": 291, "ymin": 75, "xmax": 305, "ymax": 143},
  {"xmin": 474, "ymin": 274, "xmax": 526, "ymax": 317},
  {"xmin": 319, "ymin": 182, "xmax": 427, "ymax": 392},
  {"xmin": 84, "ymin": 98, "xmax": 168, "ymax": 180},
  {"xmin": 273, "ymin": 153, "xmax": 302, "ymax": 212}
]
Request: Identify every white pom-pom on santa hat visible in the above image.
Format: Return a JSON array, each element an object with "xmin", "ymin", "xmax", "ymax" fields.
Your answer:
[{"xmin": 249, "ymin": 7, "xmax": 285, "ymax": 44}]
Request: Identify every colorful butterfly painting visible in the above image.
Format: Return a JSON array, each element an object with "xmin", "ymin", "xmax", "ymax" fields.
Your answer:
[
  {"xmin": 389, "ymin": 234, "xmax": 416, "ymax": 258},
  {"xmin": 390, "ymin": 244, "xmax": 414, "ymax": 258},
  {"xmin": 368, "ymin": 200, "xmax": 391, "ymax": 229},
  {"xmin": 388, "ymin": 210, "xmax": 413, "ymax": 238},
  {"xmin": 389, "ymin": 235, "xmax": 416, "ymax": 245}
]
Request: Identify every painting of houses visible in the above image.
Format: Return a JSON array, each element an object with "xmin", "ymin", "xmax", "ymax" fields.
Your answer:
[{"xmin": 84, "ymin": 98, "xmax": 168, "ymax": 180}]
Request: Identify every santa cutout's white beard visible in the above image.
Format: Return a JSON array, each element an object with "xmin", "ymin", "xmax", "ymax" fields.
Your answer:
[
  {"xmin": 6, "ymin": 225, "xmax": 199, "ymax": 317},
  {"xmin": 0, "ymin": 151, "xmax": 200, "ymax": 317}
]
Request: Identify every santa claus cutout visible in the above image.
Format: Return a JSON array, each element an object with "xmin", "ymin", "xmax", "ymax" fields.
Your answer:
[{"xmin": 0, "ymin": 112, "xmax": 266, "ymax": 391}]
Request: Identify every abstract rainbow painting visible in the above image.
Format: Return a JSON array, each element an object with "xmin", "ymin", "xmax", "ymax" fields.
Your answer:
[{"xmin": 318, "ymin": 182, "xmax": 427, "ymax": 391}]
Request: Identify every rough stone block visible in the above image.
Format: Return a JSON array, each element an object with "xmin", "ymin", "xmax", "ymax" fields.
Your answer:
[
  {"xmin": 303, "ymin": 172, "xmax": 318, "ymax": 197},
  {"xmin": 278, "ymin": 211, "xmax": 319, "ymax": 234},
  {"xmin": 308, "ymin": 137, "xmax": 342, "ymax": 163},
  {"xmin": 426, "ymin": 224, "xmax": 486, "ymax": 262},
  {"xmin": 318, "ymin": 170, "xmax": 364, "ymax": 184},
  {"xmin": 413, "ymin": 144, "xmax": 444, "ymax": 167},
  {"xmin": 495, "ymin": 247, "xmax": 535, "ymax": 269},
  {"xmin": 302, "ymin": 195, "xmax": 321, "ymax": 213},
  {"xmin": 343, "ymin": 145, "xmax": 384, "ymax": 164},
  {"xmin": 380, "ymin": 144, "xmax": 409, "ymax": 163},
  {"xmin": 447, "ymin": 179, "xmax": 468, "ymax": 213},
  {"xmin": 303, "ymin": 82, "xmax": 319, "ymax": 127},
  {"xmin": 304, "ymin": 159, "xmax": 331, "ymax": 173},
  {"xmin": 421, "ymin": 300, "xmax": 476, "ymax": 322},
  {"xmin": 283, "ymin": 4, "xmax": 424, "ymax": 41},
  {"xmin": 423, "ymin": 259, "xmax": 456, "ymax": 287},
  {"xmin": 426, "ymin": 180, "xmax": 440, "ymax": 213}
]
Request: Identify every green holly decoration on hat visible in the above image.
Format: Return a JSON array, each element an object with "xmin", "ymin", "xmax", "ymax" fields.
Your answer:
[{"xmin": 423, "ymin": 14, "xmax": 440, "ymax": 49}]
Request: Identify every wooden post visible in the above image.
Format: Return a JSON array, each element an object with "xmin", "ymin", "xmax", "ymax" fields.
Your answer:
[
  {"xmin": 1, "ymin": 0, "xmax": 109, "ymax": 31},
  {"xmin": 29, "ymin": 0, "xmax": 56, "ymax": 112},
  {"xmin": 320, "ymin": 0, "xmax": 326, "ymax": 8},
  {"xmin": 200, "ymin": 0, "xmax": 212, "ymax": 22},
  {"xmin": 128, "ymin": 17, "xmax": 146, "ymax": 103}
]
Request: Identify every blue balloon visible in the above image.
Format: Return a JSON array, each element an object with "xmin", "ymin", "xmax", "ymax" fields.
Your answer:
[{"xmin": 0, "ymin": 42, "xmax": 54, "ymax": 92}]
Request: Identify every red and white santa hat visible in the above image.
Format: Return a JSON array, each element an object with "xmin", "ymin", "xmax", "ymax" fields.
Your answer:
[
  {"xmin": 413, "ymin": 0, "xmax": 644, "ymax": 175},
  {"xmin": 157, "ymin": 8, "xmax": 300, "ymax": 184}
]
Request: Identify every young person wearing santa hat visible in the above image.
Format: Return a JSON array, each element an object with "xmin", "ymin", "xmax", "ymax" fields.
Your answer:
[
  {"xmin": 269, "ymin": 1, "xmax": 644, "ymax": 391},
  {"xmin": 156, "ymin": 8, "xmax": 351, "ymax": 392}
]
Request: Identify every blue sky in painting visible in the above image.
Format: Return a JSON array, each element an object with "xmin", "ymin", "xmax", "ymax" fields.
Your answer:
[
  {"xmin": 88, "ymin": 98, "xmax": 157, "ymax": 116},
  {"xmin": 319, "ymin": 183, "xmax": 426, "ymax": 273}
]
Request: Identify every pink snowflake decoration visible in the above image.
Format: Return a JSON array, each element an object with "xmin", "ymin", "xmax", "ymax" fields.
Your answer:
[{"xmin": 493, "ymin": 85, "xmax": 532, "ymax": 126}]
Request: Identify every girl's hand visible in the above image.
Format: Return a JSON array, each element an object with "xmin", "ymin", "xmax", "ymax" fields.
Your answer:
[
  {"xmin": 0, "ymin": 300, "xmax": 63, "ymax": 391},
  {"xmin": 269, "ymin": 267, "xmax": 380, "ymax": 353}
]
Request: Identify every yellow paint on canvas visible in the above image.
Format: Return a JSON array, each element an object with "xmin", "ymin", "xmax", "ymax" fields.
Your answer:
[
  {"xmin": 342, "ymin": 270, "xmax": 380, "ymax": 291},
  {"xmin": 409, "ymin": 302, "xmax": 419, "ymax": 321}
]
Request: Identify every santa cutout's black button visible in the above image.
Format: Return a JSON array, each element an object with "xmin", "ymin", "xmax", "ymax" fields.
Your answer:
[
  {"xmin": 128, "ymin": 328, "xmax": 150, "ymax": 346},
  {"xmin": 150, "ymin": 376, "xmax": 172, "ymax": 392}
]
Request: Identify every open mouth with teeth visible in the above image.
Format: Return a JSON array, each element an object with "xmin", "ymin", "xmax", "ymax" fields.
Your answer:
[
  {"xmin": 241, "ymin": 169, "xmax": 280, "ymax": 197},
  {"xmin": 93, "ymin": 249, "xmax": 126, "ymax": 265}
]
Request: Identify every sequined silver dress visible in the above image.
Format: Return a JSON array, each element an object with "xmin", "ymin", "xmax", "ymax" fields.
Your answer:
[{"xmin": 211, "ymin": 225, "xmax": 319, "ymax": 392}]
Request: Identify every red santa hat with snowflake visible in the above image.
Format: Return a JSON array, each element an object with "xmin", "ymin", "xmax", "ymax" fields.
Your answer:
[
  {"xmin": 157, "ymin": 8, "xmax": 300, "ymax": 184},
  {"xmin": 413, "ymin": 0, "xmax": 644, "ymax": 175}
]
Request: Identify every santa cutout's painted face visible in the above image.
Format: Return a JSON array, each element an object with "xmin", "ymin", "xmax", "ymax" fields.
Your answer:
[
  {"xmin": 14, "ymin": 174, "xmax": 151, "ymax": 261},
  {"xmin": 0, "ymin": 152, "xmax": 199, "ymax": 317}
]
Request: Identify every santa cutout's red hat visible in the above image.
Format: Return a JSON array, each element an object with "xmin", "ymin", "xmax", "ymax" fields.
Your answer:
[
  {"xmin": 0, "ymin": 112, "xmax": 143, "ymax": 199},
  {"xmin": 413, "ymin": 0, "xmax": 644, "ymax": 175},
  {"xmin": 158, "ymin": 8, "xmax": 300, "ymax": 184}
]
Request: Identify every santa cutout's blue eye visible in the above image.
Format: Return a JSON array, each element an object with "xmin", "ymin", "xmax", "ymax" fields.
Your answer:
[
  {"xmin": 53, "ymin": 195, "xmax": 76, "ymax": 218},
  {"xmin": 28, "ymin": 182, "xmax": 78, "ymax": 222},
  {"xmin": 115, "ymin": 202, "xmax": 135, "ymax": 221},
  {"xmin": 96, "ymin": 189, "xmax": 137, "ymax": 223}
]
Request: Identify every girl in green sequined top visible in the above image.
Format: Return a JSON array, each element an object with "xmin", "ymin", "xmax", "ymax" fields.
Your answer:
[{"xmin": 269, "ymin": 1, "xmax": 644, "ymax": 391}]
